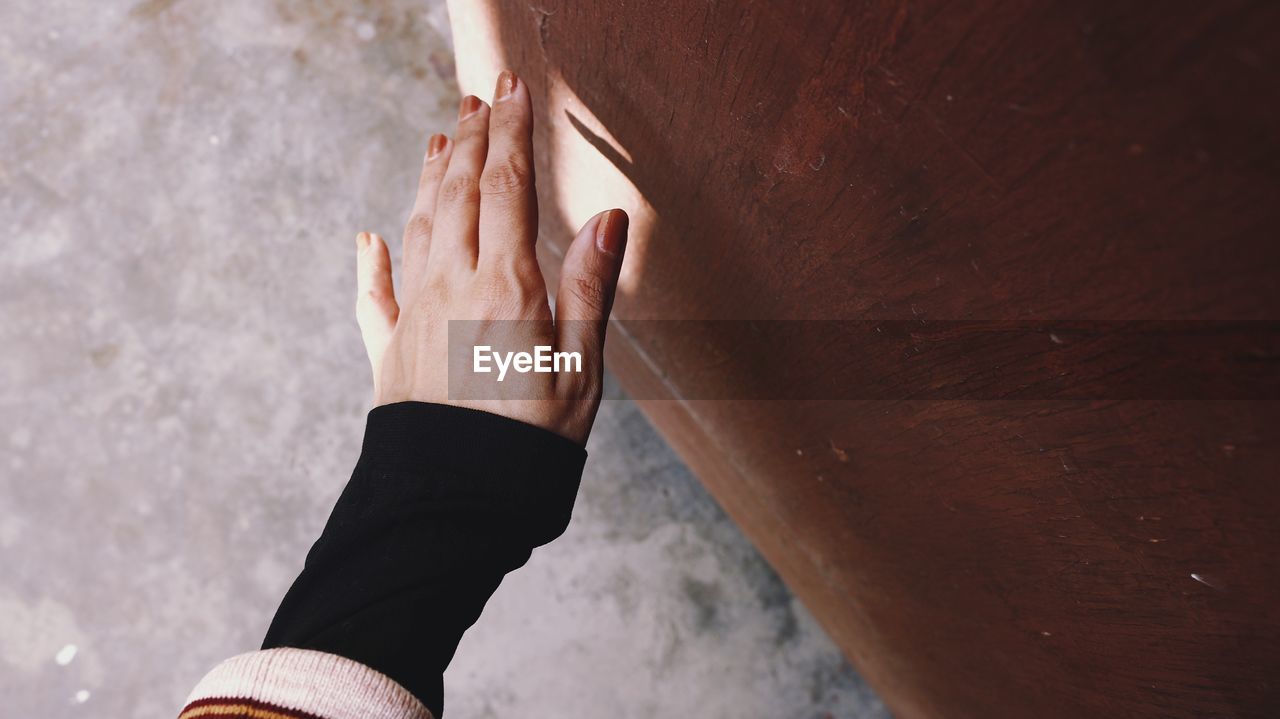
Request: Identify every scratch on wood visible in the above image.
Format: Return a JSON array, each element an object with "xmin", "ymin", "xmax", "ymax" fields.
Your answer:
[
  {"xmin": 530, "ymin": 5, "xmax": 556, "ymax": 52},
  {"xmin": 1190, "ymin": 573, "xmax": 1218, "ymax": 589}
]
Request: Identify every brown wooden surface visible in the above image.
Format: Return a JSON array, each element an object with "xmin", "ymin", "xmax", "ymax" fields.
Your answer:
[{"xmin": 448, "ymin": 1, "xmax": 1280, "ymax": 716}]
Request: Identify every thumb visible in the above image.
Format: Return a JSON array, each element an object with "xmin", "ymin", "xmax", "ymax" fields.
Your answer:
[
  {"xmin": 554, "ymin": 209, "xmax": 628, "ymax": 372},
  {"xmin": 355, "ymin": 232, "xmax": 399, "ymax": 385}
]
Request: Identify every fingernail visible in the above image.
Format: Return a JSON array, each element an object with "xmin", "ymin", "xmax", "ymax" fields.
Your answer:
[
  {"xmin": 596, "ymin": 209, "xmax": 629, "ymax": 256},
  {"xmin": 427, "ymin": 133, "xmax": 446, "ymax": 159},
  {"xmin": 357, "ymin": 232, "xmax": 371, "ymax": 250},
  {"xmin": 459, "ymin": 95, "xmax": 482, "ymax": 118},
  {"xmin": 495, "ymin": 70, "xmax": 517, "ymax": 100}
]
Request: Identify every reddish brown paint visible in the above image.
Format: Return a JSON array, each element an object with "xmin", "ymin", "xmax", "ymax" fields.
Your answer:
[{"xmin": 452, "ymin": 1, "xmax": 1280, "ymax": 716}]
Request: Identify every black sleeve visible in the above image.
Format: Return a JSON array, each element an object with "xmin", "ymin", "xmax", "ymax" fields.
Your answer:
[{"xmin": 261, "ymin": 401, "xmax": 587, "ymax": 718}]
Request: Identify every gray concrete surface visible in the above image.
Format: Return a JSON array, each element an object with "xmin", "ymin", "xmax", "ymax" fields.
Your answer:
[{"xmin": 0, "ymin": 1, "xmax": 888, "ymax": 717}]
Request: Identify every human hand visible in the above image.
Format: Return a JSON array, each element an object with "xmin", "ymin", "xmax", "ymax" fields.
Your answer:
[{"xmin": 353, "ymin": 71, "xmax": 628, "ymax": 446}]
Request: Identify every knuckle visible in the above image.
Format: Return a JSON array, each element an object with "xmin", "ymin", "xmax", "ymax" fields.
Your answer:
[
  {"xmin": 452, "ymin": 123, "xmax": 487, "ymax": 147},
  {"xmin": 474, "ymin": 284, "xmax": 520, "ymax": 317},
  {"xmin": 415, "ymin": 272, "xmax": 450, "ymax": 308},
  {"xmin": 440, "ymin": 174, "xmax": 481, "ymax": 204},
  {"xmin": 470, "ymin": 270, "xmax": 546, "ymax": 320},
  {"xmin": 405, "ymin": 213, "xmax": 433, "ymax": 239},
  {"xmin": 358, "ymin": 287, "xmax": 394, "ymax": 312},
  {"xmin": 418, "ymin": 165, "xmax": 445, "ymax": 189},
  {"xmin": 478, "ymin": 274, "xmax": 530, "ymax": 307},
  {"xmin": 480, "ymin": 158, "xmax": 533, "ymax": 196},
  {"xmin": 569, "ymin": 274, "xmax": 608, "ymax": 313},
  {"xmin": 493, "ymin": 260, "xmax": 545, "ymax": 296},
  {"xmin": 422, "ymin": 270, "xmax": 449, "ymax": 295},
  {"xmin": 490, "ymin": 113, "xmax": 531, "ymax": 139}
]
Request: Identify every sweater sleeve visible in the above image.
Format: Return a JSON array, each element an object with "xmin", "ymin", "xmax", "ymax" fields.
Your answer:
[{"xmin": 188, "ymin": 401, "xmax": 587, "ymax": 719}]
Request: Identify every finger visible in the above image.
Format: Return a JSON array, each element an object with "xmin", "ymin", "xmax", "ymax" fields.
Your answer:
[
  {"xmin": 478, "ymin": 71, "xmax": 537, "ymax": 271},
  {"xmin": 403, "ymin": 133, "xmax": 452, "ymax": 282},
  {"xmin": 355, "ymin": 232, "xmax": 399, "ymax": 378},
  {"xmin": 554, "ymin": 209, "xmax": 628, "ymax": 368},
  {"xmin": 427, "ymin": 95, "xmax": 490, "ymax": 272}
]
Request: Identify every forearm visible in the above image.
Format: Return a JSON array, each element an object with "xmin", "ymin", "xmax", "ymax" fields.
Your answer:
[{"xmin": 181, "ymin": 402, "xmax": 586, "ymax": 719}]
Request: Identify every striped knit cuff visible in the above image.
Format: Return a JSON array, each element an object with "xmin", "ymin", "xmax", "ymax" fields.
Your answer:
[{"xmin": 179, "ymin": 648, "xmax": 433, "ymax": 719}]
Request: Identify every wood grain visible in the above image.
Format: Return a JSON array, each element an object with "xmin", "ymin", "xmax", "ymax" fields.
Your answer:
[{"xmin": 447, "ymin": 0, "xmax": 1280, "ymax": 715}]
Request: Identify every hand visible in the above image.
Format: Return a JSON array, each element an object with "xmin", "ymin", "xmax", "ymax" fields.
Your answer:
[{"xmin": 353, "ymin": 71, "xmax": 628, "ymax": 446}]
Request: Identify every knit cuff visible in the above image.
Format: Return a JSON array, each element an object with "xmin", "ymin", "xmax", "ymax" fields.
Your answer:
[{"xmin": 180, "ymin": 648, "xmax": 432, "ymax": 719}]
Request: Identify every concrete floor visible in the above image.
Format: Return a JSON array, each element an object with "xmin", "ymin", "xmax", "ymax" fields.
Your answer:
[{"xmin": 0, "ymin": 1, "xmax": 887, "ymax": 717}]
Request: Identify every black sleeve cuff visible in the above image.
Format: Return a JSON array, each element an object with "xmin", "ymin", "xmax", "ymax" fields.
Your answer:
[
  {"xmin": 358, "ymin": 401, "xmax": 587, "ymax": 547},
  {"xmin": 263, "ymin": 402, "xmax": 589, "ymax": 718}
]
